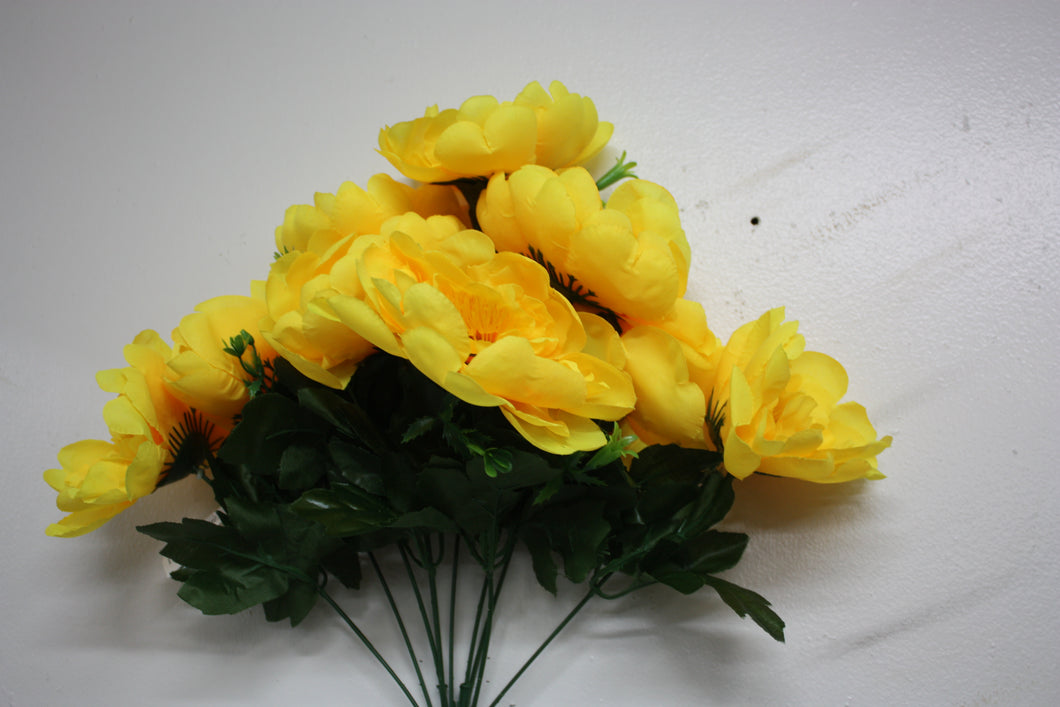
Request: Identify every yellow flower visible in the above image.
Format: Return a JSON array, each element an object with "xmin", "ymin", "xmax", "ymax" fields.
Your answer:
[
  {"xmin": 276, "ymin": 174, "xmax": 469, "ymax": 255},
  {"xmin": 621, "ymin": 308, "xmax": 890, "ymax": 483},
  {"xmin": 477, "ymin": 165, "xmax": 690, "ymax": 322},
  {"xmin": 326, "ymin": 229, "xmax": 635, "ymax": 454},
  {"xmin": 712, "ymin": 308, "xmax": 891, "ymax": 482},
  {"xmin": 620, "ymin": 300, "xmax": 721, "ymax": 448},
  {"xmin": 378, "ymin": 80, "xmax": 613, "ymax": 182},
  {"xmin": 45, "ymin": 331, "xmax": 187, "ymax": 537},
  {"xmin": 165, "ymin": 283, "xmax": 276, "ymax": 431},
  {"xmin": 261, "ymin": 212, "xmax": 475, "ymax": 389}
]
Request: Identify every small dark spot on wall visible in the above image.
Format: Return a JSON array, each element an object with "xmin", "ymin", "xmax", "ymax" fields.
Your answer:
[{"xmin": 750, "ymin": 216, "xmax": 760, "ymax": 226}]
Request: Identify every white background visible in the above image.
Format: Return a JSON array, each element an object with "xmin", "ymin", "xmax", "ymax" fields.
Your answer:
[{"xmin": 3, "ymin": 1, "xmax": 1059, "ymax": 705}]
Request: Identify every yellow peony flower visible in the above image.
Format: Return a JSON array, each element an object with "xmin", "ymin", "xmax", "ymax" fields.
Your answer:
[
  {"xmin": 326, "ymin": 229, "xmax": 635, "ymax": 454},
  {"xmin": 44, "ymin": 331, "xmax": 188, "ymax": 537},
  {"xmin": 165, "ymin": 283, "xmax": 276, "ymax": 431},
  {"xmin": 477, "ymin": 165, "xmax": 690, "ymax": 323},
  {"xmin": 711, "ymin": 308, "xmax": 891, "ymax": 482},
  {"xmin": 261, "ymin": 212, "xmax": 476, "ymax": 389},
  {"xmin": 276, "ymin": 174, "xmax": 469, "ymax": 256},
  {"xmin": 620, "ymin": 299, "xmax": 721, "ymax": 448},
  {"xmin": 378, "ymin": 81, "xmax": 613, "ymax": 183},
  {"xmin": 621, "ymin": 308, "xmax": 890, "ymax": 483}
]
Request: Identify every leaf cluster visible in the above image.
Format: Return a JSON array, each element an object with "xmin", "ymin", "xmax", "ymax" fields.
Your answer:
[{"xmin": 139, "ymin": 352, "xmax": 782, "ymax": 640}]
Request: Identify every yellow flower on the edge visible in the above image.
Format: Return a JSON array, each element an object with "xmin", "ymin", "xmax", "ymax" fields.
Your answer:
[
  {"xmin": 477, "ymin": 165, "xmax": 690, "ymax": 322},
  {"xmin": 326, "ymin": 229, "xmax": 635, "ymax": 454},
  {"xmin": 621, "ymin": 308, "xmax": 890, "ymax": 483},
  {"xmin": 166, "ymin": 284, "xmax": 276, "ymax": 431},
  {"xmin": 712, "ymin": 308, "xmax": 891, "ymax": 482},
  {"xmin": 378, "ymin": 81, "xmax": 613, "ymax": 183},
  {"xmin": 44, "ymin": 331, "xmax": 184, "ymax": 537},
  {"xmin": 276, "ymin": 174, "xmax": 469, "ymax": 255}
]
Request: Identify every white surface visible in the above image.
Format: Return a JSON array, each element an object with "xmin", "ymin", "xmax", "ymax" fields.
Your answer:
[{"xmin": 3, "ymin": 2, "xmax": 1059, "ymax": 705}]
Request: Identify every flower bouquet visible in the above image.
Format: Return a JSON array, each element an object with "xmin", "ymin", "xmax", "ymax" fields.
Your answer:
[{"xmin": 45, "ymin": 81, "xmax": 891, "ymax": 706}]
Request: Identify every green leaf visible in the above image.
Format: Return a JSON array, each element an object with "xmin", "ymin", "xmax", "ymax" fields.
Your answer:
[
  {"xmin": 682, "ymin": 531, "xmax": 747, "ymax": 575},
  {"xmin": 702, "ymin": 575, "xmax": 786, "ymax": 642},
  {"xmin": 522, "ymin": 526, "xmax": 558, "ymax": 595},
  {"xmin": 291, "ymin": 486, "xmax": 396, "ymax": 537},
  {"xmin": 138, "ymin": 519, "xmax": 236, "ymax": 570},
  {"xmin": 630, "ymin": 444, "xmax": 722, "ymax": 484},
  {"xmin": 298, "ymin": 387, "xmax": 386, "ymax": 454},
  {"xmin": 322, "ymin": 543, "xmax": 363, "ymax": 590},
  {"xmin": 278, "ymin": 444, "xmax": 326, "ymax": 491},
  {"xmin": 263, "ymin": 579, "xmax": 318, "ymax": 626},
  {"xmin": 674, "ymin": 472, "xmax": 735, "ymax": 540},
  {"xmin": 482, "ymin": 447, "xmax": 514, "ymax": 477},
  {"xmin": 401, "ymin": 416, "xmax": 437, "ymax": 443},
  {"xmin": 555, "ymin": 502, "xmax": 611, "ymax": 583},
  {"xmin": 654, "ymin": 569, "xmax": 704, "ymax": 594},
  {"xmin": 328, "ymin": 440, "xmax": 385, "ymax": 493},
  {"xmin": 583, "ymin": 423, "xmax": 638, "ymax": 471},
  {"xmin": 390, "ymin": 507, "xmax": 457, "ymax": 532},
  {"xmin": 176, "ymin": 562, "xmax": 290, "ymax": 616},
  {"xmin": 218, "ymin": 393, "xmax": 318, "ymax": 475},
  {"xmin": 417, "ymin": 459, "xmax": 493, "ymax": 533}
]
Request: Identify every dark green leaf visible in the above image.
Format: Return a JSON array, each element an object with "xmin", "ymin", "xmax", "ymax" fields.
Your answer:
[
  {"xmin": 322, "ymin": 543, "xmax": 363, "ymax": 590},
  {"xmin": 702, "ymin": 575, "xmax": 786, "ymax": 642},
  {"xmin": 682, "ymin": 531, "xmax": 747, "ymax": 575},
  {"xmin": 138, "ymin": 519, "xmax": 237, "ymax": 570},
  {"xmin": 418, "ymin": 459, "xmax": 493, "ymax": 533},
  {"xmin": 390, "ymin": 507, "xmax": 456, "ymax": 531},
  {"xmin": 297, "ymin": 388, "xmax": 385, "ymax": 454},
  {"xmin": 263, "ymin": 580, "xmax": 318, "ymax": 626},
  {"xmin": 630, "ymin": 444, "xmax": 722, "ymax": 484},
  {"xmin": 278, "ymin": 444, "xmax": 326, "ymax": 491},
  {"xmin": 176, "ymin": 562, "xmax": 290, "ymax": 615},
  {"xmin": 675, "ymin": 472, "xmax": 735, "ymax": 539},
  {"xmin": 328, "ymin": 440, "xmax": 385, "ymax": 493},
  {"xmin": 522, "ymin": 526, "xmax": 558, "ymax": 595},
  {"xmin": 218, "ymin": 394, "xmax": 318, "ymax": 475},
  {"xmin": 402, "ymin": 416, "xmax": 437, "ymax": 443},
  {"xmin": 291, "ymin": 487, "xmax": 396, "ymax": 536},
  {"xmin": 558, "ymin": 502, "xmax": 610, "ymax": 583},
  {"xmin": 654, "ymin": 569, "xmax": 704, "ymax": 594}
]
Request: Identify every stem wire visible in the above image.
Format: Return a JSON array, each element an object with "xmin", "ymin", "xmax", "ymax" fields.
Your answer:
[
  {"xmin": 370, "ymin": 552, "xmax": 435, "ymax": 707},
  {"xmin": 317, "ymin": 585, "xmax": 421, "ymax": 707},
  {"xmin": 400, "ymin": 542, "xmax": 449, "ymax": 706}
]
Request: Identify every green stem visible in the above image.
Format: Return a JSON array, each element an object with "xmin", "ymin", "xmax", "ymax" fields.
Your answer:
[
  {"xmin": 448, "ymin": 535, "xmax": 460, "ymax": 707},
  {"xmin": 369, "ymin": 552, "xmax": 435, "ymax": 707},
  {"xmin": 400, "ymin": 542, "xmax": 448, "ymax": 706},
  {"xmin": 458, "ymin": 566, "xmax": 491, "ymax": 707},
  {"xmin": 418, "ymin": 533, "xmax": 450, "ymax": 706},
  {"xmin": 594, "ymin": 150, "xmax": 638, "ymax": 190},
  {"xmin": 317, "ymin": 586, "xmax": 421, "ymax": 707},
  {"xmin": 486, "ymin": 587, "xmax": 597, "ymax": 707},
  {"xmin": 469, "ymin": 526, "xmax": 519, "ymax": 707}
]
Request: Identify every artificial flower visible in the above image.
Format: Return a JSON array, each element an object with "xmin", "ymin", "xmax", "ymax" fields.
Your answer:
[
  {"xmin": 712, "ymin": 308, "xmax": 891, "ymax": 482},
  {"xmin": 276, "ymin": 174, "xmax": 468, "ymax": 256},
  {"xmin": 165, "ymin": 284, "xmax": 276, "ymax": 430},
  {"xmin": 477, "ymin": 165, "xmax": 690, "ymax": 323},
  {"xmin": 44, "ymin": 331, "xmax": 186, "ymax": 536},
  {"xmin": 378, "ymin": 81, "xmax": 612, "ymax": 183},
  {"xmin": 622, "ymin": 307, "xmax": 889, "ymax": 482},
  {"xmin": 620, "ymin": 299, "xmax": 721, "ymax": 448},
  {"xmin": 262, "ymin": 212, "xmax": 478, "ymax": 389},
  {"xmin": 326, "ymin": 229, "xmax": 635, "ymax": 454}
]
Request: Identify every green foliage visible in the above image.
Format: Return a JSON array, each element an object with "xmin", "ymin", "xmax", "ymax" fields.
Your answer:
[{"xmin": 139, "ymin": 351, "xmax": 785, "ymax": 652}]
